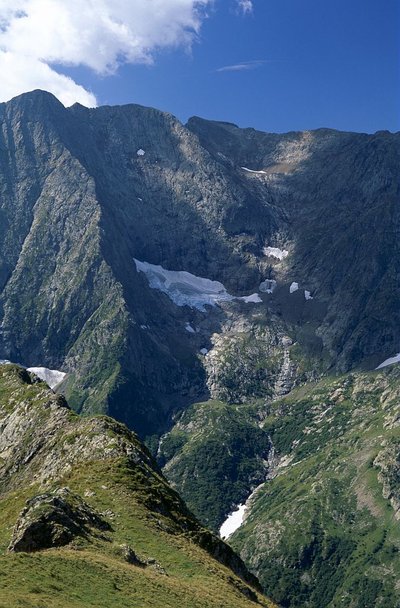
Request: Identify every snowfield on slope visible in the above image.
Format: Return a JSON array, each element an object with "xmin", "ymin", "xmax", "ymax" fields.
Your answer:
[
  {"xmin": 134, "ymin": 259, "xmax": 262, "ymax": 311},
  {"xmin": 0, "ymin": 360, "xmax": 66, "ymax": 389},
  {"xmin": 219, "ymin": 504, "xmax": 247, "ymax": 540},
  {"xmin": 376, "ymin": 353, "xmax": 400, "ymax": 370},
  {"xmin": 27, "ymin": 367, "xmax": 66, "ymax": 389}
]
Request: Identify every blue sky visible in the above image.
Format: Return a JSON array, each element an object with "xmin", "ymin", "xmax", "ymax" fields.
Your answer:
[
  {"xmin": 72, "ymin": 0, "xmax": 399, "ymax": 133},
  {"xmin": 1, "ymin": 0, "xmax": 398, "ymax": 133}
]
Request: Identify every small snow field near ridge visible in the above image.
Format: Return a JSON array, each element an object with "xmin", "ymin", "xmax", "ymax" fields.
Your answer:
[
  {"xmin": 304, "ymin": 290, "xmax": 313, "ymax": 300},
  {"xmin": 0, "ymin": 361, "xmax": 66, "ymax": 389},
  {"xmin": 27, "ymin": 367, "xmax": 67, "ymax": 389},
  {"xmin": 219, "ymin": 504, "xmax": 247, "ymax": 540},
  {"xmin": 136, "ymin": 149, "xmax": 145, "ymax": 156},
  {"xmin": 290, "ymin": 282, "xmax": 299, "ymax": 293},
  {"xmin": 134, "ymin": 259, "xmax": 262, "ymax": 311},
  {"xmin": 263, "ymin": 246, "xmax": 289, "ymax": 260},
  {"xmin": 376, "ymin": 353, "xmax": 400, "ymax": 370}
]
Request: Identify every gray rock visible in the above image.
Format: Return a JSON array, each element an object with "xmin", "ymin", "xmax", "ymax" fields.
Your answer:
[
  {"xmin": 0, "ymin": 90, "xmax": 398, "ymax": 440},
  {"xmin": 8, "ymin": 487, "xmax": 111, "ymax": 552}
]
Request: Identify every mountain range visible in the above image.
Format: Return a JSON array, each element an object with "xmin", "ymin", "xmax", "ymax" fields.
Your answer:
[{"xmin": 0, "ymin": 90, "xmax": 399, "ymax": 607}]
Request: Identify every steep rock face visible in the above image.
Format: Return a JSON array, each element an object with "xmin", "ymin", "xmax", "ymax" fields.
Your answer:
[
  {"xmin": 0, "ymin": 91, "xmax": 271, "ymax": 436},
  {"xmin": 187, "ymin": 118, "xmax": 400, "ymax": 372},
  {"xmin": 0, "ymin": 90, "xmax": 399, "ymax": 439},
  {"xmin": 0, "ymin": 90, "xmax": 399, "ymax": 608}
]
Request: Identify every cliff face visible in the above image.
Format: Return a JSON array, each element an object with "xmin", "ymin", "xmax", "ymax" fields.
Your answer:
[
  {"xmin": 0, "ymin": 91, "xmax": 398, "ymax": 437},
  {"xmin": 187, "ymin": 118, "xmax": 400, "ymax": 371}
]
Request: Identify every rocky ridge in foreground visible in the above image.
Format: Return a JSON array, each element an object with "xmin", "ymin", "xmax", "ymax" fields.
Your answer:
[{"xmin": 0, "ymin": 363, "xmax": 273, "ymax": 608}]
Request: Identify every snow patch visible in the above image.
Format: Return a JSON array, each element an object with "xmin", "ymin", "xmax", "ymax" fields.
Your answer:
[
  {"xmin": 263, "ymin": 247, "xmax": 289, "ymax": 260},
  {"xmin": 304, "ymin": 290, "xmax": 313, "ymax": 300},
  {"xmin": 241, "ymin": 166, "xmax": 267, "ymax": 175},
  {"xmin": 200, "ymin": 348, "xmax": 208, "ymax": 355},
  {"xmin": 136, "ymin": 149, "xmax": 145, "ymax": 156},
  {"xmin": 134, "ymin": 259, "xmax": 262, "ymax": 311},
  {"xmin": 376, "ymin": 353, "xmax": 400, "ymax": 370},
  {"xmin": 0, "ymin": 360, "xmax": 66, "ymax": 389},
  {"xmin": 239, "ymin": 293, "xmax": 262, "ymax": 304},
  {"xmin": 219, "ymin": 504, "xmax": 247, "ymax": 540},
  {"xmin": 259, "ymin": 279, "xmax": 277, "ymax": 294},
  {"xmin": 27, "ymin": 367, "xmax": 66, "ymax": 389},
  {"xmin": 290, "ymin": 282, "xmax": 299, "ymax": 293},
  {"xmin": 185, "ymin": 323, "xmax": 196, "ymax": 334}
]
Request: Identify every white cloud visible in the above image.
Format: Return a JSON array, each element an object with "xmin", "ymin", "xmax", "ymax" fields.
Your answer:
[
  {"xmin": 0, "ymin": 51, "xmax": 98, "ymax": 107},
  {"xmin": 237, "ymin": 0, "xmax": 253, "ymax": 15},
  {"xmin": 0, "ymin": 0, "xmax": 211, "ymax": 107}
]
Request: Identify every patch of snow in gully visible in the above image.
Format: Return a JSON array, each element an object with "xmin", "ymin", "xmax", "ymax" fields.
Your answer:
[
  {"xmin": 219, "ymin": 504, "xmax": 247, "ymax": 540},
  {"xmin": 134, "ymin": 259, "xmax": 262, "ymax": 311},
  {"xmin": 304, "ymin": 290, "xmax": 313, "ymax": 300},
  {"xmin": 290, "ymin": 282, "xmax": 299, "ymax": 293}
]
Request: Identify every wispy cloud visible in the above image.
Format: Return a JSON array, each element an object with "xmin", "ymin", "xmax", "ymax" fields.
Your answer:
[
  {"xmin": 216, "ymin": 59, "xmax": 270, "ymax": 73},
  {"xmin": 237, "ymin": 0, "xmax": 253, "ymax": 15}
]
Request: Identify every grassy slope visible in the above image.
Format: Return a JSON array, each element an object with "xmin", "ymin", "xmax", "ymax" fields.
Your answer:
[
  {"xmin": 160, "ymin": 400, "xmax": 271, "ymax": 531},
  {"xmin": 159, "ymin": 364, "xmax": 400, "ymax": 607},
  {"xmin": 231, "ymin": 367, "xmax": 400, "ymax": 607},
  {"xmin": 0, "ymin": 365, "xmax": 274, "ymax": 608}
]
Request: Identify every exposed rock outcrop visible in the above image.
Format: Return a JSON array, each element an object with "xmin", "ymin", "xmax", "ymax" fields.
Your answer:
[
  {"xmin": 374, "ymin": 440, "xmax": 400, "ymax": 519},
  {"xmin": 9, "ymin": 488, "xmax": 111, "ymax": 552}
]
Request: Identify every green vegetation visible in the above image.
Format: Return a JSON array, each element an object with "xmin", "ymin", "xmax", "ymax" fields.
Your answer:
[
  {"xmin": 160, "ymin": 399, "xmax": 271, "ymax": 530},
  {"xmin": 231, "ymin": 367, "xmax": 400, "ymax": 607},
  {"xmin": 0, "ymin": 364, "xmax": 274, "ymax": 608},
  {"xmin": 160, "ymin": 366, "xmax": 400, "ymax": 607}
]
